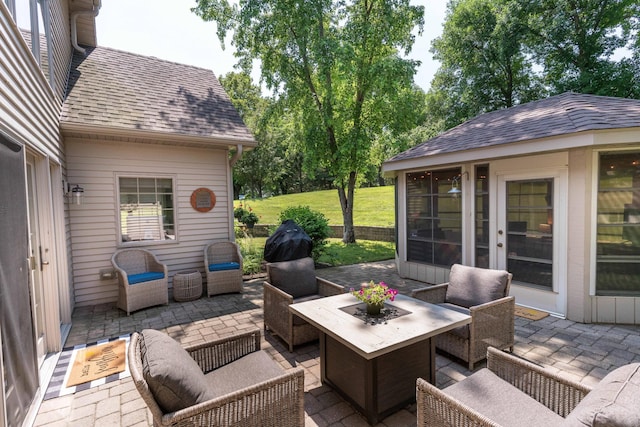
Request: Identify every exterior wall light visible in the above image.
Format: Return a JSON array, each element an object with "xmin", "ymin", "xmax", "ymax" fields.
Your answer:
[{"xmin": 64, "ymin": 182, "xmax": 84, "ymax": 205}]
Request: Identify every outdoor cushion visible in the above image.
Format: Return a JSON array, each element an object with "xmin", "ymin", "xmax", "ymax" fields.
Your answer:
[
  {"xmin": 128, "ymin": 272, "xmax": 165, "ymax": 285},
  {"xmin": 563, "ymin": 363, "xmax": 640, "ymax": 427},
  {"xmin": 439, "ymin": 303, "xmax": 471, "ymax": 339},
  {"xmin": 445, "ymin": 368, "xmax": 564, "ymax": 426},
  {"xmin": 445, "ymin": 264, "xmax": 509, "ymax": 308},
  {"xmin": 139, "ymin": 329, "xmax": 210, "ymax": 413},
  {"xmin": 208, "ymin": 262, "xmax": 240, "ymax": 272},
  {"xmin": 204, "ymin": 350, "xmax": 285, "ymax": 399},
  {"xmin": 268, "ymin": 257, "xmax": 318, "ymax": 298}
]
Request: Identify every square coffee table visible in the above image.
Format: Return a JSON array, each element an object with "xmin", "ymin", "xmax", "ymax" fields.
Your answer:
[{"xmin": 289, "ymin": 293, "xmax": 471, "ymax": 425}]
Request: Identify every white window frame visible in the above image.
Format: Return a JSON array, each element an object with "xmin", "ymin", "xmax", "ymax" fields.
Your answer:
[{"xmin": 116, "ymin": 174, "xmax": 178, "ymax": 247}]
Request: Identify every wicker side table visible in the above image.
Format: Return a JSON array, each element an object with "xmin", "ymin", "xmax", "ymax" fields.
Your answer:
[{"xmin": 173, "ymin": 270, "xmax": 203, "ymax": 302}]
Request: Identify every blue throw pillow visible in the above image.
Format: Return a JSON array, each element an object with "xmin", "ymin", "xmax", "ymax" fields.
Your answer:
[
  {"xmin": 128, "ymin": 272, "xmax": 165, "ymax": 285},
  {"xmin": 208, "ymin": 262, "xmax": 240, "ymax": 272}
]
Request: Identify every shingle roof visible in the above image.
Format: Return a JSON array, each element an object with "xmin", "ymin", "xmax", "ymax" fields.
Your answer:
[
  {"xmin": 386, "ymin": 92, "xmax": 640, "ymax": 164},
  {"xmin": 61, "ymin": 46, "xmax": 254, "ymax": 143}
]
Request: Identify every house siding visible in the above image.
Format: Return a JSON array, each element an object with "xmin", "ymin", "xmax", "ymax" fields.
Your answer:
[
  {"xmin": 66, "ymin": 138, "xmax": 234, "ymax": 307},
  {"xmin": 47, "ymin": 0, "xmax": 73, "ymax": 101}
]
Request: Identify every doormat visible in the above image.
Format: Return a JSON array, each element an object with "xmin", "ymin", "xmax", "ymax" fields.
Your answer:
[
  {"xmin": 66, "ymin": 339, "xmax": 126, "ymax": 387},
  {"xmin": 515, "ymin": 305, "xmax": 549, "ymax": 321},
  {"xmin": 44, "ymin": 334, "xmax": 130, "ymax": 400}
]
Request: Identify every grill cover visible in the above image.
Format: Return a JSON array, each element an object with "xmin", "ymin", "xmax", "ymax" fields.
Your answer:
[{"xmin": 264, "ymin": 220, "xmax": 313, "ymax": 262}]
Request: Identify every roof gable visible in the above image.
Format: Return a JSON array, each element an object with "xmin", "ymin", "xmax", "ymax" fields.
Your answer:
[
  {"xmin": 61, "ymin": 46, "xmax": 254, "ymax": 144},
  {"xmin": 386, "ymin": 93, "xmax": 640, "ymax": 164}
]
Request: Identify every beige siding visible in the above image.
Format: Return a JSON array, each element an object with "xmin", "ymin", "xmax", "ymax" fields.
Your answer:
[
  {"xmin": 47, "ymin": 0, "xmax": 72, "ymax": 101},
  {"xmin": 66, "ymin": 138, "xmax": 234, "ymax": 307},
  {"xmin": 0, "ymin": 3, "xmax": 61, "ymax": 159}
]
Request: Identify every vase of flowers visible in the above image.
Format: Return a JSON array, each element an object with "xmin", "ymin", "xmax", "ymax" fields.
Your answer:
[{"xmin": 350, "ymin": 281, "xmax": 398, "ymax": 315}]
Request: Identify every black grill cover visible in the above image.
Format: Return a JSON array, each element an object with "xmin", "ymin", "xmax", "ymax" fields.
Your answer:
[{"xmin": 264, "ymin": 220, "xmax": 313, "ymax": 262}]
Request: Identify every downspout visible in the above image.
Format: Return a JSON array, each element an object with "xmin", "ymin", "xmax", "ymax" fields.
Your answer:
[
  {"xmin": 229, "ymin": 144, "xmax": 244, "ymax": 167},
  {"xmin": 71, "ymin": 0, "xmax": 101, "ymax": 54}
]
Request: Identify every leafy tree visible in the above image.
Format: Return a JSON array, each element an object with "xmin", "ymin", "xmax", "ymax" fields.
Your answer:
[
  {"xmin": 427, "ymin": 0, "xmax": 544, "ymax": 129},
  {"xmin": 193, "ymin": 0, "xmax": 424, "ymax": 243},
  {"xmin": 522, "ymin": 0, "xmax": 640, "ymax": 98}
]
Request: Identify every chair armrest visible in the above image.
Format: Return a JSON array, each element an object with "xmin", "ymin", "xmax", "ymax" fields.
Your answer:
[
  {"xmin": 317, "ymin": 277, "xmax": 344, "ymax": 296},
  {"xmin": 486, "ymin": 347, "xmax": 592, "ymax": 417},
  {"xmin": 416, "ymin": 377, "xmax": 501, "ymax": 427},
  {"xmin": 411, "ymin": 283, "xmax": 448, "ymax": 304},
  {"xmin": 165, "ymin": 368, "xmax": 305, "ymax": 426},
  {"xmin": 185, "ymin": 329, "xmax": 261, "ymax": 373},
  {"xmin": 263, "ymin": 281, "xmax": 294, "ymax": 303}
]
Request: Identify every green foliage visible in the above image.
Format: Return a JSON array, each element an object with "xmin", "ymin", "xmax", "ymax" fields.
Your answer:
[
  {"xmin": 233, "ymin": 205, "xmax": 259, "ymax": 226},
  {"xmin": 193, "ymin": 0, "xmax": 425, "ymax": 243},
  {"xmin": 522, "ymin": 0, "xmax": 639, "ymax": 97},
  {"xmin": 278, "ymin": 206, "xmax": 330, "ymax": 260},
  {"xmin": 236, "ymin": 235, "xmax": 263, "ymax": 275}
]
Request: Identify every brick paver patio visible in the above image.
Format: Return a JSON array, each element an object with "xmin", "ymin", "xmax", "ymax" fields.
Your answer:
[{"xmin": 33, "ymin": 260, "xmax": 640, "ymax": 426}]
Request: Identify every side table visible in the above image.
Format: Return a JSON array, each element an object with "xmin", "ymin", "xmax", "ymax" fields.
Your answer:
[{"xmin": 173, "ymin": 270, "xmax": 203, "ymax": 302}]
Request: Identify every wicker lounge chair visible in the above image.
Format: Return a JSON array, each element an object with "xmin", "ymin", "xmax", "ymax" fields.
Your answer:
[
  {"xmin": 263, "ymin": 257, "xmax": 344, "ymax": 352},
  {"xmin": 417, "ymin": 346, "xmax": 640, "ymax": 426},
  {"xmin": 128, "ymin": 328, "xmax": 305, "ymax": 427},
  {"xmin": 411, "ymin": 264, "xmax": 514, "ymax": 370},
  {"xmin": 204, "ymin": 241, "xmax": 243, "ymax": 296},
  {"xmin": 111, "ymin": 248, "xmax": 169, "ymax": 315}
]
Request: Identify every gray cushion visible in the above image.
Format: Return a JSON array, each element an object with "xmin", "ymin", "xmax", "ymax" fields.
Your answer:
[
  {"xmin": 445, "ymin": 264, "xmax": 509, "ymax": 308},
  {"xmin": 204, "ymin": 350, "xmax": 285, "ymax": 399},
  {"xmin": 439, "ymin": 303, "xmax": 471, "ymax": 339},
  {"xmin": 268, "ymin": 257, "xmax": 318, "ymax": 298},
  {"xmin": 445, "ymin": 368, "xmax": 564, "ymax": 426},
  {"xmin": 139, "ymin": 329, "xmax": 209, "ymax": 413},
  {"xmin": 563, "ymin": 363, "xmax": 640, "ymax": 427}
]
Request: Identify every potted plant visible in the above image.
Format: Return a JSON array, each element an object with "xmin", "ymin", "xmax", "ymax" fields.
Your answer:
[
  {"xmin": 234, "ymin": 204, "xmax": 259, "ymax": 229},
  {"xmin": 350, "ymin": 281, "xmax": 398, "ymax": 315}
]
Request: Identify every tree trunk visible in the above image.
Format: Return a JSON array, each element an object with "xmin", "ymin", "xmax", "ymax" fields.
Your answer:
[{"xmin": 338, "ymin": 172, "xmax": 357, "ymax": 243}]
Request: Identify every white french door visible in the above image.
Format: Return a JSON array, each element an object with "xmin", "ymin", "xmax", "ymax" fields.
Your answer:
[
  {"xmin": 26, "ymin": 155, "xmax": 47, "ymax": 366},
  {"xmin": 496, "ymin": 169, "xmax": 567, "ymax": 317}
]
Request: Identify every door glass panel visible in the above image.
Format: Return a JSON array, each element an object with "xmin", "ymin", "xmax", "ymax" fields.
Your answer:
[
  {"xmin": 506, "ymin": 179, "xmax": 553, "ymax": 289},
  {"xmin": 475, "ymin": 165, "xmax": 489, "ymax": 268}
]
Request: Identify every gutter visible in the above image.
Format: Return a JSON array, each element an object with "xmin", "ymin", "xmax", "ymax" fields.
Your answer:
[
  {"xmin": 71, "ymin": 0, "xmax": 101, "ymax": 54},
  {"xmin": 229, "ymin": 144, "xmax": 244, "ymax": 167}
]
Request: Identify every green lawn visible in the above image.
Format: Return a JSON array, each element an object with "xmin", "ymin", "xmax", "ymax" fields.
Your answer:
[
  {"xmin": 236, "ymin": 186, "xmax": 395, "ymax": 226},
  {"xmin": 237, "ymin": 237, "xmax": 395, "ymax": 272}
]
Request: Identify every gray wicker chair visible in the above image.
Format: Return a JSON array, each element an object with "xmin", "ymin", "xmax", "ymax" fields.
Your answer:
[
  {"xmin": 204, "ymin": 241, "xmax": 243, "ymax": 296},
  {"xmin": 128, "ymin": 329, "xmax": 305, "ymax": 427},
  {"xmin": 411, "ymin": 264, "xmax": 514, "ymax": 370},
  {"xmin": 111, "ymin": 248, "xmax": 169, "ymax": 315},
  {"xmin": 416, "ymin": 347, "xmax": 594, "ymax": 426},
  {"xmin": 263, "ymin": 257, "xmax": 343, "ymax": 352}
]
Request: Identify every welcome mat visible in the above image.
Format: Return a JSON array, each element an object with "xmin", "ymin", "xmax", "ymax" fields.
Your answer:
[
  {"xmin": 515, "ymin": 305, "xmax": 549, "ymax": 321},
  {"xmin": 44, "ymin": 334, "xmax": 131, "ymax": 400}
]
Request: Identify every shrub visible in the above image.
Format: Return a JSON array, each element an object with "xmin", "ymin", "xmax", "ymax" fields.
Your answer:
[
  {"xmin": 234, "ymin": 204, "xmax": 259, "ymax": 226},
  {"xmin": 236, "ymin": 235, "xmax": 263, "ymax": 275},
  {"xmin": 278, "ymin": 205, "xmax": 330, "ymax": 260}
]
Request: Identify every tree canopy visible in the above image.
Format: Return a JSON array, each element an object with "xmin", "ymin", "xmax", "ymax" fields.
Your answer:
[{"xmin": 194, "ymin": 0, "xmax": 425, "ymax": 242}]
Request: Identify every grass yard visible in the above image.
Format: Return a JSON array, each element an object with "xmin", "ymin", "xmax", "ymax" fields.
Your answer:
[
  {"xmin": 236, "ymin": 236, "xmax": 395, "ymax": 273},
  {"xmin": 236, "ymin": 186, "xmax": 395, "ymax": 226}
]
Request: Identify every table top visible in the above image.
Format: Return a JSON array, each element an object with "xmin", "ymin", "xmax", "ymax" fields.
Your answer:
[{"xmin": 289, "ymin": 293, "xmax": 471, "ymax": 359}]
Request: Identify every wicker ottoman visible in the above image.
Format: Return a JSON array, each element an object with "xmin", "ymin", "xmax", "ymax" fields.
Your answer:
[{"xmin": 173, "ymin": 270, "xmax": 203, "ymax": 302}]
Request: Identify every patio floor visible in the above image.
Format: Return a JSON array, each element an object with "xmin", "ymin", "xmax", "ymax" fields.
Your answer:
[{"xmin": 33, "ymin": 260, "xmax": 640, "ymax": 427}]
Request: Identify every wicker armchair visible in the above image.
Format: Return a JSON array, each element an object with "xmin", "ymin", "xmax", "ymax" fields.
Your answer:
[
  {"xmin": 204, "ymin": 241, "xmax": 243, "ymax": 296},
  {"xmin": 411, "ymin": 264, "xmax": 514, "ymax": 370},
  {"xmin": 263, "ymin": 257, "xmax": 344, "ymax": 352},
  {"xmin": 111, "ymin": 248, "xmax": 168, "ymax": 315},
  {"xmin": 128, "ymin": 329, "xmax": 305, "ymax": 427},
  {"xmin": 417, "ymin": 347, "xmax": 595, "ymax": 426}
]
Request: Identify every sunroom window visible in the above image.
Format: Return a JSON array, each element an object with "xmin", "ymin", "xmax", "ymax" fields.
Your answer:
[
  {"xmin": 406, "ymin": 168, "xmax": 462, "ymax": 266},
  {"xmin": 119, "ymin": 177, "xmax": 175, "ymax": 243},
  {"xmin": 596, "ymin": 152, "xmax": 640, "ymax": 296}
]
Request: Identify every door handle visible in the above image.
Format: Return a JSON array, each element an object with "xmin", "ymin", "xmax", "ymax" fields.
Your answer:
[{"xmin": 497, "ymin": 243, "xmax": 503, "ymax": 248}]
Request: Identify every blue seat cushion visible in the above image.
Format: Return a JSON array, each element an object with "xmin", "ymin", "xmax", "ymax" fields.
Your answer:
[
  {"xmin": 208, "ymin": 262, "xmax": 240, "ymax": 272},
  {"xmin": 128, "ymin": 272, "xmax": 165, "ymax": 285}
]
